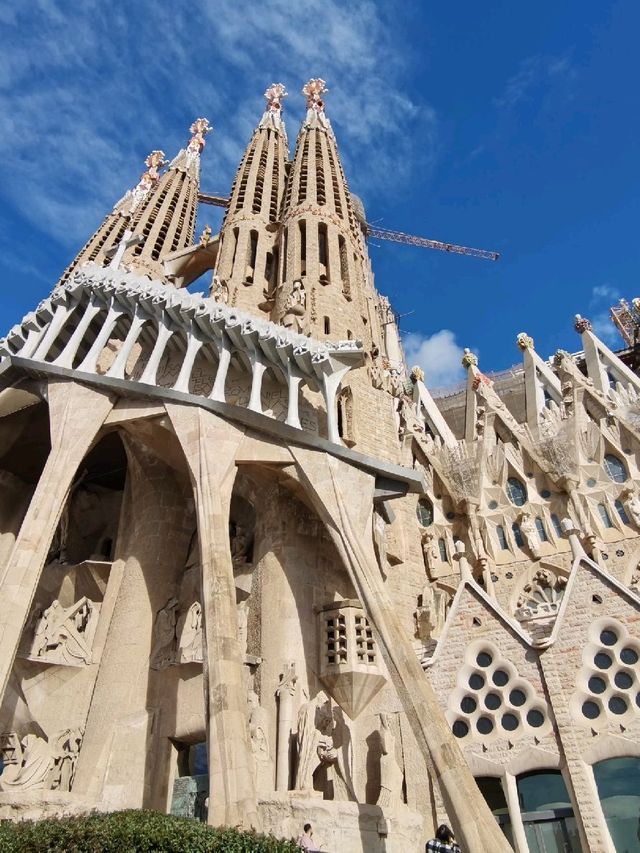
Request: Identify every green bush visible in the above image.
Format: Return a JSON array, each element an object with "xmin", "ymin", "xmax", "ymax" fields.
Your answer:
[{"xmin": 0, "ymin": 809, "xmax": 301, "ymax": 852}]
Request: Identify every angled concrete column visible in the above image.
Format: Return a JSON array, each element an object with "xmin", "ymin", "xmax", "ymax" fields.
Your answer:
[
  {"xmin": 32, "ymin": 301, "xmax": 75, "ymax": 361},
  {"xmin": 165, "ymin": 403, "xmax": 259, "ymax": 830},
  {"xmin": 0, "ymin": 380, "xmax": 114, "ymax": 701},
  {"xmin": 107, "ymin": 306, "xmax": 148, "ymax": 380},
  {"xmin": 291, "ymin": 448, "xmax": 513, "ymax": 853},
  {"xmin": 140, "ymin": 313, "xmax": 174, "ymax": 385},
  {"xmin": 78, "ymin": 300, "xmax": 125, "ymax": 373},
  {"xmin": 285, "ymin": 364, "xmax": 304, "ymax": 429},
  {"xmin": 210, "ymin": 334, "xmax": 232, "ymax": 402},
  {"xmin": 53, "ymin": 296, "xmax": 103, "ymax": 368},
  {"xmin": 248, "ymin": 349, "xmax": 268, "ymax": 413},
  {"xmin": 173, "ymin": 323, "xmax": 204, "ymax": 393}
]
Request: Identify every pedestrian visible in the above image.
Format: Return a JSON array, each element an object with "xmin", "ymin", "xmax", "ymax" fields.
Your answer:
[
  {"xmin": 298, "ymin": 821, "xmax": 320, "ymax": 851},
  {"xmin": 426, "ymin": 824, "xmax": 461, "ymax": 852}
]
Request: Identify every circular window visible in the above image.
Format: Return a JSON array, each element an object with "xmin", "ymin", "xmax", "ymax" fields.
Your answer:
[
  {"xmin": 476, "ymin": 716, "xmax": 494, "ymax": 735},
  {"xmin": 452, "ymin": 720, "xmax": 469, "ymax": 738},
  {"xmin": 541, "ymin": 489, "xmax": 551, "ymax": 499},
  {"xmin": 600, "ymin": 629, "xmax": 618, "ymax": 646},
  {"xmin": 469, "ymin": 673, "xmax": 485, "ymax": 690},
  {"xmin": 588, "ymin": 676, "xmax": 606, "ymax": 695},
  {"xmin": 614, "ymin": 671, "xmax": 633, "ymax": 690},
  {"xmin": 485, "ymin": 693, "xmax": 501, "ymax": 711},
  {"xmin": 587, "ymin": 477, "xmax": 597, "ymax": 487},
  {"xmin": 526, "ymin": 709, "xmax": 545, "ymax": 727},
  {"xmin": 446, "ymin": 511, "xmax": 455, "ymax": 520},
  {"xmin": 581, "ymin": 701, "xmax": 600, "ymax": 720},
  {"xmin": 488, "ymin": 500, "xmax": 498, "ymax": 510},
  {"xmin": 608, "ymin": 695, "xmax": 628, "ymax": 715},
  {"xmin": 506, "ymin": 477, "xmax": 527, "ymax": 507},
  {"xmin": 416, "ymin": 498, "xmax": 434, "ymax": 527},
  {"xmin": 636, "ymin": 693, "xmax": 640, "ymax": 709},
  {"xmin": 620, "ymin": 647, "xmax": 639, "ymax": 665},
  {"xmin": 594, "ymin": 652, "xmax": 613, "ymax": 670},
  {"xmin": 493, "ymin": 670, "xmax": 509, "ymax": 687},
  {"xmin": 604, "ymin": 454, "xmax": 628, "ymax": 484},
  {"xmin": 460, "ymin": 696, "xmax": 477, "ymax": 714},
  {"xmin": 502, "ymin": 713, "xmax": 519, "ymax": 731},
  {"xmin": 476, "ymin": 652, "xmax": 493, "ymax": 668},
  {"xmin": 509, "ymin": 689, "xmax": 527, "ymax": 707}
]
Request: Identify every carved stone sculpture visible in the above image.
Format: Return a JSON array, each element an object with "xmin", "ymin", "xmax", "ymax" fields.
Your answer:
[
  {"xmin": 622, "ymin": 489, "xmax": 640, "ymax": 528},
  {"xmin": 211, "ymin": 277, "xmax": 229, "ymax": 305},
  {"xmin": 415, "ymin": 582, "xmax": 450, "ymax": 642},
  {"xmin": 516, "ymin": 569, "xmax": 567, "ymax": 622},
  {"xmin": 281, "ymin": 280, "xmax": 307, "ymax": 333},
  {"xmin": 176, "ymin": 602, "xmax": 203, "ymax": 664},
  {"xmin": 0, "ymin": 728, "xmax": 83, "ymax": 792},
  {"xmin": 248, "ymin": 689, "xmax": 272, "ymax": 793},
  {"xmin": 316, "ymin": 704, "xmax": 356, "ymax": 802},
  {"xmin": 150, "ymin": 597, "xmax": 178, "ymax": 669},
  {"xmin": 295, "ymin": 692, "xmax": 327, "ymax": 791},
  {"xmin": 29, "ymin": 597, "xmax": 99, "ymax": 665},
  {"xmin": 421, "ymin": 532, "xmax": 439, "ymax": 576},
  {"xmin": 518, "ymin": 512, "xmax": 541, "ymax": 559},
  {"xmin": 376, "ymin": 713, "xmax": 403, "ymax": 811}
]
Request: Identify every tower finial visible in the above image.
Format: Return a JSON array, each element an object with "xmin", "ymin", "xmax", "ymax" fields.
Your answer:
[
  {"xmin": 259, "ymin": 83, "xmax": 288, "ymax": 131},
  {"xmin": 302, "ymin": 78, "xmax": 331, "ymax": 130},
  {"xmin": 118, "ymin": 150, "xmax": 168, "ymax": 217},
  {"xmin": 187, "ymin": 118, "xmax": 212, "ymax": 157}
]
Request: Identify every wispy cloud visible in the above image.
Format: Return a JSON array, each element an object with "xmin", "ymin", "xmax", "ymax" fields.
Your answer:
[
  {"xmin": 494, "ymin": 54, "xmax": 576, "ymax": 109},
  {"xmin": 588, "ymin": 282, "xmax": 620, "ymax": 345},
  {"xmin": 403, "ymin": 329, "xmax": 467, "ymax": 389},
  {"xmin": 0, "ymin": 0, "xmax": 439, "ymax": 249}
]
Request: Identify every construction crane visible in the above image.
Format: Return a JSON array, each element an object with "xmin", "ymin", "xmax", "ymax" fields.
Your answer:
[{"xmin": 197, "ymin": 192, "xmax": 500, "ymax": 261}]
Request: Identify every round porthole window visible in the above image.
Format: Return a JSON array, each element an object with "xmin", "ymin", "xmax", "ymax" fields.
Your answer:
[
  {"xmin": 476, "ymin": 716, "xmax": 494, "ymax": 735},
  {"xmin": 581, "ymin": 701, "xmax": 600, "ymax": 720},
  {"xmin": 594, "ymin": 652, "xmax": 613, "ymax": 670},
  {"xmin": 460, "ymin": 696, "xmax": 477, "ymax": 714},
  {"xmin": 452, "ymin": 720, "xmax": 469, "ymax": 738},
  {"xmin": 502, "ymin": 713, "xmax": 519, "ymax": 732},
  {"xmin": 620, "ymin": 647, "xmax": 639, "ymax": 665},
  {"xmin": 526, "ymin": 709, "xmax": 545, "ymax": 728},
  {"xmin": 600, "ymin": 629, "xmax": 618, "ymax": 646},
  {"xmin": 476, "ymin": 652, "xmax": 493, "ymax": 668}
]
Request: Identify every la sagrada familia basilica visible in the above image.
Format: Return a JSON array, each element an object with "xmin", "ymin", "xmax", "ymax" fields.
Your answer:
[{"xmin": 0, "ymin": 79, "xmax": 638, "ymax": 853}]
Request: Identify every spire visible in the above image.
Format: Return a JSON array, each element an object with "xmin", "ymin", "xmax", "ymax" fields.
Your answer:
[
  {"xmin": 55, "ymin": 119, "xmax": 211, "ymax": 287},
  {"xmin": 119, "ymin": 118, "xmax": 211, "ymax": 280},
  {"xmin": 272, "ymin": 79, "xmax": 383, "ymax": 353},
  {"xmin": 212, "ymin": 85, "xmax": 289, "ymax": 313}
]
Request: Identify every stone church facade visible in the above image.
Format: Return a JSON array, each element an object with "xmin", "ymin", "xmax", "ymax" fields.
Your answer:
[{"xmin": 0, "ymin": 81, "xmax": 638, "ymax": 852}]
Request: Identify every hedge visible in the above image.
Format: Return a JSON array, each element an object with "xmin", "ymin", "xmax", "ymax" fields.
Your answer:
[{"xmin": 0, "ymin": 810, "xmax": 301, "ymax": 852}]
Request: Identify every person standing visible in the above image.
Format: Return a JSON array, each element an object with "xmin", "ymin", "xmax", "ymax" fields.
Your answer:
[
  {"xmin": 298, "ymin": 822, "xmax": 320, "ymax": 851},
  {"xmin": 426, "ymin": 824, "xmax": 461, "ymax": 852}
]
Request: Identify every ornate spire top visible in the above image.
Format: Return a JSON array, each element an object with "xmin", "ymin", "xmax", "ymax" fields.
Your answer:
[
  {"xmin": 187, "ymin": 118, "xmax": 212, "ymax": 155},
  {"xmin": 302, "ymin": 78, "xmax": 331, "ymax": 130},
  {"xmin": 170, "ymin": 117, "xmax": 212, "ymax": 179},
  {"xmin": 516, "ymin": 332, "xmax": 534, "ymax": 351},
  {"xmin": 461, "ymin": 348, "xmax": 478, "ymax": 369},
  {"xmin": 574, "ymin": 314, "xmax": 592, "ymax": 334},
  {"xmin": 259, "ymin": 83, "xmax": 288, "ymax": 132},
  {"xmin": 115, "ymin": 149, "xmax": 168, "ymax": 217}
]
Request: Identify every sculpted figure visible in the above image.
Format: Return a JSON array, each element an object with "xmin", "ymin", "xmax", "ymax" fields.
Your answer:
[
  {"xmin": 519, "ymin": 512, "xmax": 541, "ymax": 559},
  {"xmin": 282, "ymin": 280, "xmax": 307, "ymax": 333},
  {"xmin": 376, "ymin": 713, "xmax": 404, "ymax": 811},
  {"xmin": 231, "ymin": 523, "xmax": 249, "ymax": 567},
  {"xmin": 176, "ymin": 602, "xmax": 203, "ymax": 664},
  {"xmin": 316, "ymin": 705, "xmax": 356, "ymax": 802},
  {"xmin": 0, "ymin": 734, "xmax": 53, "ymax": 791},
  {"xmin": 295, "ymin": 691, "xmax": 329, "ymax": 791},
  {"xmin": 248, "ymin": 689, "xmax": 272, "ymax": 792},
  {"xmin": 623, "ymin": 489, "xmax": 640, "ymax": 527},
  {"xmin": 421, "ymin": 532, "xmax": 439, "ymax": 575},
  {"xmin": 150, "ymin": 598, "xmax": 178, "ymax": 669},
  {"xmin": 30, "ymin": 597, "xmax": 97, "ymax": 665},
  {"xmin": 415, "ymin": 582, "xmax": 449, "ymax": 642},
  {"xmin": 47, "ymin": 728, "xmax": 83, "ymax": 792},
  {"xmin": 211, "ymin": 277, "xmax": 229, "ymax": 305}
]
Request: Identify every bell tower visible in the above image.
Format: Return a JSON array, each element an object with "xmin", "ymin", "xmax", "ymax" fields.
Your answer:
[
  {"xmin": 212, "ymin": 85, "xmax": 289, "ymax": 312},
  {"xmin": 272, "ymin": 79, "xmax": 384, "ymax": 355}
]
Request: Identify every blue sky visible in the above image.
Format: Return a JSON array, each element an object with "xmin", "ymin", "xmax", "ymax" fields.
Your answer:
[{"xmin": 1, "ymin": 1, "xmax": 639, "ymax": 389}]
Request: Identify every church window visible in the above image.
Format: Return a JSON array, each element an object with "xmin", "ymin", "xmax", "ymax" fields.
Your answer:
[
  {"xmin": 496, "ymin": 526, "xmax": 509, "ymax": 550},
  {"xmin": 597, "ymin": 503, "xmax": 614, "ymax": 529},
  {"xmin": 604, "ymin": 453, "xmax": 627, "ymax": 483},
  {"xmin": 484, "ymin": 693, "xmax": 501, "ymax": 711},
  {"xmin": 535, "ymin": 517, "xmax": 548, "ymax": 542},
  {"xmin": 511, "ymin": 523, "xmax": 524, "ymax": 547},
  {"xmin": 452, "ymin": 720, "xmax": 469, "ymax": 738},
  {"xmin": 588, "ymin": 676, "xmax": 606, "ymax": 694},
  {"xmin": 319, "ymin": 222, "xmax": 328, "ymax": 268},
  {"xmin": 230, "ymin": 227, "xmax": 239, "ymax": 271},
  {"xmin": 594, "ymin": 758, "xmax": 640, "ymax": 852},
  {"xmin": 476, "ymin": 651, "xmax": 492, "ymax": 667},
  {"xmin": 438, "ymin": 538, "xmax": 448, "ymax": 562},
  {"xmin": 338, "ymin": 235, "xmax": 351, "ymax": 298},
  {"xmin": 324, "ymin": 316, "xmax": 331, "ymax": 335},
  {"xmin": 615, "ymin": 499, "xmax": 630, "ymax": 525},
  {"xmin": 476, "ymin": 717, "xmax": 493, "ymax": 735},
  {"xmin": 416, "ymin": 498, "xmax": 433, "ymax": 527},
  {"xmin": 620, "ymin": 647, "xmax": 638, "ymax": 665},
  {"xmin": 493, "ymin": 670, "xmax": 509, "ymax": 687},
  {"xmin": 460, "ymin": 696, "xmax": 477, "ymax": 713},
  {"xmin": 600, "ymin": 628, "xmax": 617, "ymax": 646},
  {"xmin": 299, "ymin": 220, "xmax": 306, "ymax": 274},
  {"xmin": 608, "ymin": 695, "xmax": 628, "ymax": 714},
  {"xmin": 551, "ymin": 514, "xmax": 563, "ymax": 537},
  {"xmin": 506, "ymin": 477, "xmax": 527, "ymax": 507}
]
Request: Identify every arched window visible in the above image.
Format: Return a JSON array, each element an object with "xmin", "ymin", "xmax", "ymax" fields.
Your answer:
[
  {"xmin": 535, "ymin": 516, "xmax": 548, "ymax": 542},
  {"xmin": 475, "ymin": 777, "xmax": 513, "ymax": 844},
  {"xmin": 324, "ymin": 316, "xmax": 331, "ymax": 335},
  {"xmin": 416, "ymin": 498, "xmax": 433, "ymax": 527},
  {"xmin": 496, "ymin": 526, "xmax": 509, "ymax": 550},
  {"xmin": 615, "ymin": 499, "xmax": 630, "ymax": 525},
  {"xmin": 598, "ymin": 503, "xmax": 614, "ymax": 529},
  {"xmin": 551, "ymin": 514, "xmax": 563, "ymax": 538},
  {"xmin": 604, "ymin": 453, "xmax": 627, "ymax": 484},
  {"xmin": 593, "ymin": 757, "xmax": 640, "ymax": 851},
  {"xmin": 512, "ymin": 523, "xmax": 524, "ymax": 547},
  {"xmin": 438, "ymin": 538, "xmax": 448, "ymax": 562},
  {"xmin": 516, "ymin": 770, "xmax": 580, "ymax": 851},
  {"xmin": 506, "ymin": 477, "xmax": 527, "ymax": 507}
]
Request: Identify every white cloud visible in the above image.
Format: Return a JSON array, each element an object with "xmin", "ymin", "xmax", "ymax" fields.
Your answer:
[
  {"xmin": 494, "ymin": 54, "xmax": 576, "ymax": 109},
  {"xmin": 402, "ymin": 329, "xmax": 468, "ymax": 389},
  {"xmin": 589, "ymin": 283, "xmax": 621, "ymax": 345}
]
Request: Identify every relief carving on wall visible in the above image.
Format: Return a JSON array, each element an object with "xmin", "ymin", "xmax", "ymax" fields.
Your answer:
[
  {"xmin": 515, "ymin": 568, "xmax": 567, "ymax": 623},
  {"xmin": 0, "ymin": 728, "xmax": 83, "ymax": 792},
  {"xmin": 27, "ymin": 597, "xmax": 100, "ymax": 666}
]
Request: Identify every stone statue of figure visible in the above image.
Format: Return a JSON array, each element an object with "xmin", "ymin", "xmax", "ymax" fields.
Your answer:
[
  {"xmin": 519, "ymin": 512, "xmax": 541, "ymax": 559},
  {"xmin": 415, "ymin": 582, "xmax": 450, "ymax": 643},
  {"xmin": 421, "ymin": 532, "xmax": 439, "ymax": 575},
  {"xmin": 282, "ymin": 280, "xmax": 307, "ymax": 333},
  {"xmin": 150, "ymin": 598, "xmax": 178, "ymax": 669},
  {"xmin": 376, "ymin": 713, "xmax": 404, "ymax": 811},
  {"xmin": 295, "ymin": 691, "xmax": 329, "ymax": 791},
  {"xmin": 316, "ymin": 704, "xmax": 356, "ymax": 802},
  {"xmin": 0, "ymin": 734, "xmax": 53, "ymax": 791},
  {"xmin": 231, "ymin": 523, "xmax": 249, "ymax": 567},
  {"xmin": 31, "ymin": 598, "xmax": 97, "ymax": 665},
  {"xmin": 211, "ymin": 276, "xmax": 229, "ymax": 305},
  {"xmin": 623, "ymin": 489, "xmax": 640, "ymax": 527},
  {"xmin": 47, "ymin": 728, "xmax": 83, "ymax": 792},
  {"xmin": 176, "ymin": 602, "xmax": 203, "ymax": 663},
  {"xmin": 248, "ymin": 689, "xmax": 272, "ymax": 793}
]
